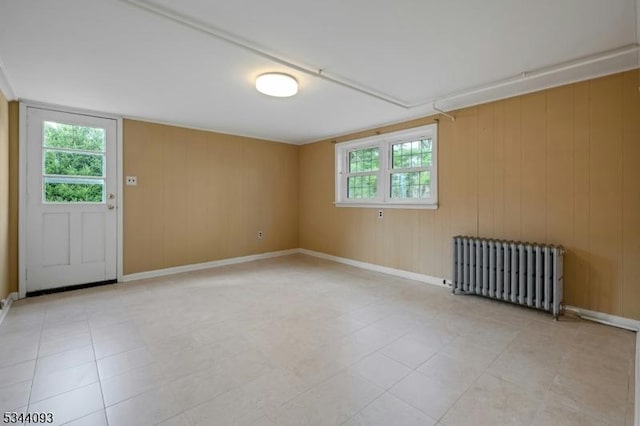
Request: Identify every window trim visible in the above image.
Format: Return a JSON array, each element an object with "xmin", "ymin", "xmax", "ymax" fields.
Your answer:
[{"xmin": 335, "ymin": 123, "xmax": 438, "ymax": 209}]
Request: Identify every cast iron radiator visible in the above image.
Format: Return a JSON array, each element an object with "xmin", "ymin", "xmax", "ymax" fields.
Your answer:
[{"xmin": 452, "ymin": 236, "xmax": 564, "ymax": 319}]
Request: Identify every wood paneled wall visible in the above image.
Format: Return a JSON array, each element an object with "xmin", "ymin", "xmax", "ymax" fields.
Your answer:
[
  {"xmin": 299, "ymin": 70, "xmax": 640, "ymax": 320},
  {"xmin": 123, "ymin": 119, "xmax": 299, "ymax": 275}
]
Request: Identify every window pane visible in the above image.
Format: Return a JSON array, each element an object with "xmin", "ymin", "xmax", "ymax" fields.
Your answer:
[
  {"xmin": 44, "ymin": 150, "xmax": 104, "ymax": 177},
  {"xmin": 347, "ymin": 174, "xmax": 377, "ymax": 199},
  {"xmin": 349, "ymin": 147, "xmax": 379, "ymax": 173},
  {"xmin": 43, "ymin": 121, "xmax": 105, "ymax": 151},
  {"xmin": 391, "ymin": 138, "xmax": 432, "ymax": 169},
  {"xmin": 390, "ymin": 171, "xmax": 431, "ymax": 199},
  {"xmin": 44, "ymin": 177, "xmax": 104, "ymax": 203}
]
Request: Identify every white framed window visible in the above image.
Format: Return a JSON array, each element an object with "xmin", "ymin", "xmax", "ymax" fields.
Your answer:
[{"xmin": 335, "ymin": 123, "xmax": 438, "ymax": 209}]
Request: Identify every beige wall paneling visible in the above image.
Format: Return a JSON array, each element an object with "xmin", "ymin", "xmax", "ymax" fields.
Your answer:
[
  {"xmin": 381, "ymin": 209, "xmax": 419, "ymax": 272},
  {"xmin": 572, "ymin": 81, "xmax": 591, "ymax": 310},
  {"xmin": 417, "ymin": 207, "xmax": 436, "ymax": 276},
  {"xmin": 449, "ymin": 108, "xmax": 480, "ymax": 240},
  {"xmin": 545, "ymin": 86, "xmax": 576, "ymax": 305},
  {"xmin": 298, "ymin": 141, "xmax": 332, "ymax": 254},
  {"xmin": 477, "ymin": 104, "xmax": 495, "ymax": 238},
  {"xmin": 502, "ymin": 97, "xmax": 523, "ymax": 241},
  {"xmin": 0, "ymin": 90, "xmax": 8, "ymax": 300},
  {"xmin": 123, "ymin": 120, "xmax": 299, "ymax": 276},
  {"xmin": 621, "ymin": 70, "xmax": 640, "ymax": 319},
  {"xmin": 162, "ymin": 126, "xmax": 191, "ymax": 268},
  {"xmin": 123, "ymin": 120, "xmax": 165, "ymax": 274},
  {"xmin": 588, "ymin": 75, "xmax": 624, "ymax": 315},
  {"xmin": 346, "ymin": 208, "xmax": 375, "ymax": 265},
  {"xmin": 243, "ymin": 139, "xmax": 299, "ymax": 255},
  {"xmin": 492, "ymin": 101, "xmax": 506, "ymax": 240},
  {"xmin": 185, "ymin": 131, "xmax": 216, "ymax": 264},
  {"xmin": 520, "ymin": 92, "xmax": 547, "ymax": 243}
]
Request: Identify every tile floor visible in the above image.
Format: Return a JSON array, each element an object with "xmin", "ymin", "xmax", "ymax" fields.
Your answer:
[{"xmin": 0, "ymin": 254, "xmax": 635, "ymax": 426}]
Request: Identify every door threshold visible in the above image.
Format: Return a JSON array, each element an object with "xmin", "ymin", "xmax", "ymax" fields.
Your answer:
[{"xmin": 26, "ymin": 279, "xmax": 117, "ymax": 297}]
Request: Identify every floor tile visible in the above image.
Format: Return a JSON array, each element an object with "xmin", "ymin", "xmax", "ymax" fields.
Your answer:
[
  {"xmin": 96, "ymin": 346, "xmax": 154, "ymax": 380},
  {"xmin": 0, "ymin": 360, "xmax": 36, "ymax": 388},
  {"xmin": 106, "ymin": 386, "xmax": 182, "ymax": 426},
  {"xmin": 548, "ymin": 373, "xmax": 629, "ymax": 425},
  {"xmin": 30, "ymin": 362, "xmax": 99, "ymax": 403},
  {"xmin": 380, "ymin": 335, "xmax": 440, "ymax": 368},
  {"xmin": 156, "ymin": 413, "xmax": 191, "ymax": 426},
  {"xmin": 35, "ymin": 346, "xmax": 95, "ymax": 377},
  {"xmin": 0, "ymin": 380, "xmax": 32, "ymax": 413},
  {"xmin": 349, "ymin": 352, "xmax": 412, "ymax": 389},
  {"xmin": 531, "ymin": 398, "xmax": 608, "ymax": 426},
  {"xmin": 63, "ymin": 409, "xmax": 108, "ymax": 426},
  {"xmin": 167, "ymin": 367, "xmax": 238, "ymax": 412},
  {"xmin": 344, "ymin": 392, "xmax": 437, "ymax": 426},
  {"xmin": 439, "ymin": 373, "xmax": 543, "ymax": 426},
  {"xmin": 100, "ymin": 364, "xmax": 163, "ymax": 407},
  {"xmin": 440, "ymin": 338, "xmax": 500, "ymax": 370},
  {"xmin": 184, "ymin": 387, "xmax": 266, "ymax": 426},
  {"xmin": 389, "ymin": 370, "xmax": 470, "ymax": 420},
  {"xmin": 273, "ymin": 372, "xmax": 384, "ymax": 426},
  {"xmin": 27, "ymin": 382, "xmax": 104, "ymax": 426},
  {"xmin": 0, "ymin": 341, "xmax": 39, "ymax": 369}
]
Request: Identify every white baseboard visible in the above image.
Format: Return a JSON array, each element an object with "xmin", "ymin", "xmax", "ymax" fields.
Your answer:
[
  {"xmin": 120, "ymin": 249, "xmax": 300, "ymax": 282},
  {"xmin": 0, "ymin": 292, "xmax": 18, "ymax": 327},
  {"xmin": 563, "ymin": 306, "xmax": 640, "ymax": 332},
  {"xmin": 298, "ymin": 248, "xmax": 450, "ymax": 289}
]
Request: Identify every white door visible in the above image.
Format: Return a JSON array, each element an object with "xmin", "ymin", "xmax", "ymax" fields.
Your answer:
[{"xmin": 26, "ymin": 107, "xmax": 117, "ymax": 293}]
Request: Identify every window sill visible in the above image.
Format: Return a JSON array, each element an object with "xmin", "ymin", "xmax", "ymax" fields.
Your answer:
[{"xmin": 334, "ymin": 202, "xmax": 438, "ymax": 210}]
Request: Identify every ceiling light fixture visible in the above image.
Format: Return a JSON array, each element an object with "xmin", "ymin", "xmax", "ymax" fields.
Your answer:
[{"xmin": 255, "ymin": 73, "xmax": 298, "ymax": 97}]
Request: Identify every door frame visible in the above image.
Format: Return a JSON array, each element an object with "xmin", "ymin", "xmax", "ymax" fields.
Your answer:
[{"xmin": 18, "ymin": 101, "xmax": 124, "ymax": 298}]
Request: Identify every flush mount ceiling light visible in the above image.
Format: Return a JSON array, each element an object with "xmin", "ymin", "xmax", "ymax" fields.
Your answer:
[{"xmin": 255, "ymin": 73, "xmax": 298, "ymax": 97}]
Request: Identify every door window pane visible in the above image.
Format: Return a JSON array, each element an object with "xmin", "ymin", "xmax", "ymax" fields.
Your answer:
[
  {"xmin": 44, "ymin": 150, "xmax": 104, "ymax": 177},
  {"xmin": 42, "ymin": 120, "xmax": 107, "ymax": 203},
  {"xmin": 44, "ymin": 178, "xmax": 105, "ymax": 203},
  {"xmin": 43, "ymin": 121, "xmax": 105, "ymax": 151}
]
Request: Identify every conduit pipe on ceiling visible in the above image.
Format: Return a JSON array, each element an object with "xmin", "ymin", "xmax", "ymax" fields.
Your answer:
[
  {"xmin": 118, "ymin": 0, "xmax": 408, "ymax": 107},
  {"xmin": 433, "ymin": 44, "xmax": 640, "ymax": 106},
  {"xmin": 118, "ymin": 0, "xmax": 639, "ymax": 111}
]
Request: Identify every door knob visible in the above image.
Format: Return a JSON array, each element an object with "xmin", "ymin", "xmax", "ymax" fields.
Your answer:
[{"xmin": 107, "ymin": 204, "xmax": 115, "ymax": 210}]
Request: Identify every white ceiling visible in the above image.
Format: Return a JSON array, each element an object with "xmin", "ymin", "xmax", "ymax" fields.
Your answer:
[{"xmin": 0, "ymin": 0, "xmax": 638, "ymax": 144}]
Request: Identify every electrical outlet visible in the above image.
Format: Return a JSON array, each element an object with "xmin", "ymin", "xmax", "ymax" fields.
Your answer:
[
  {"xmin": 126, "ymin": 176, "xmax": 137, "ymax": 186},
  {"xmin": 378, "ymin": 210, "xmax": 384, "ymax": 219},
  {"xmin": 257, "ymin": 231, "xmax": 264, "ymax": 239}
]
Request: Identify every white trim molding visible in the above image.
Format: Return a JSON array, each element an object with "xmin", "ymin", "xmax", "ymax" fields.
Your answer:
[
  {"xmin": 121, "ymin": 249, "xmax": 299, "ymax": 282},
  {"xmin": 18, "ymin": 103, "xmax": 27, "ymax": 299},
  {"xmin": 0, "ymin": 292, "xmax": 18, "ymax": 326},
  {"xmin": 563, "ymin": 306, "xmax": 640, "ymax": 332},
  {"xmin": 298, "ymin": 249, "xmax": 449, "ymax": 289}
]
